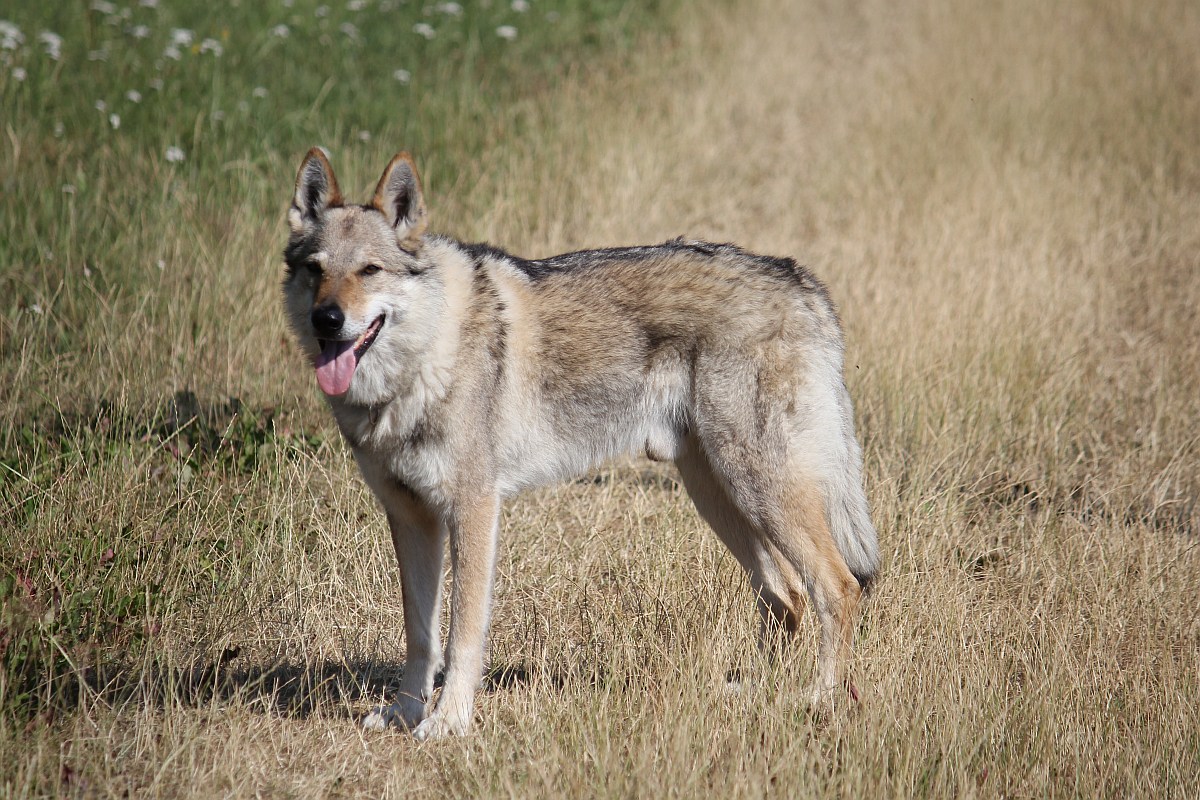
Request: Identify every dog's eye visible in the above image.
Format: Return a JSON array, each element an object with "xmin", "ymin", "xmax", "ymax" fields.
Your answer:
[{"xmin": 360, "ymin": 264, "xmax": 382, "ymax": 277}]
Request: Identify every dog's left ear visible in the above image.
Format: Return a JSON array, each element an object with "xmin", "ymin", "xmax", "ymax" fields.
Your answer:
[
  {"xmin": 290, "ymin": 147, "xmax": 343, "ymax": 234},
  {"xmin": 372, "ymin": 152, "xmax": 428, "ymax": 248}
]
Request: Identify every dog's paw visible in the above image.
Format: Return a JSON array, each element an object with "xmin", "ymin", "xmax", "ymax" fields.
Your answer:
[
  {"xmin": 361, "ymin": 702, "xmax": 423, "ymax": 732},
  {"xmin": 807, "ymin": 683, "xmax": 839, "ymax": 719},
  {"xmin": 806, "ymin": 678, "xmax": 862, "ymax": 720},
  {"xmin": 723, "ymin": 667, "xmax": 756, "ymax": 697},
  {"xmin": 411, "ymin": 711, "xmax": 469, "ymax": 741}
]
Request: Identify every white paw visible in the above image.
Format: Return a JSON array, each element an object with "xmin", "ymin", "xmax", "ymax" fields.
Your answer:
[
  {"xmin": 412, "ymin": 711, "xmax": 469, "ymax": 741},
  {"xmin": 723, "ymin": 667, "xmax": 755, "ymax": 697},
  {"xmin": 361, "ymin": 710, "xmax": 391, "ymax": 732},
  {"xmin": 723, "ymin": 677, "xmax": 750, "ymax": 697},
  {"xmin": 361, "ymin": 701, "xmax": 424, "ymax": 732},
  {"xmin": 809, "ymin": 685, "xmax": 836, "ymax": 715},
  {"xmin": 806, "ymin": 677, "xmax": 861, "ymax": 717}
]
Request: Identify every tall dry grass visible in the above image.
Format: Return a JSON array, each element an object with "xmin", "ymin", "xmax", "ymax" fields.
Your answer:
[{"xmin": 4, "ymin": 0, "xmax": 1199, "ymax": 796}]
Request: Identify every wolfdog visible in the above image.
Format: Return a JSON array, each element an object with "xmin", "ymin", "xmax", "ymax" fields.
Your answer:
[{"xmin": 282, "ymin": 148, "xmax": 879, "ymax": 739}]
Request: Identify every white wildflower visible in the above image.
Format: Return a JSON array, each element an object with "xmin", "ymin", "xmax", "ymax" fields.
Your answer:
[
  {"xmin": 126, "ymin": 89, "xmax": 142, "ymax": 103},
  {"xmin": 347, "ymin": 0, "xmax": 368, "ymax": 10},
  {"xmin": 212, "ymin": 109, "xmax": 225, "ymax": 122},
  {"xmin": 200, "ymin": 38, "xmax": 222, "ymax": 56},
  {"xmin": 495, "ymin": 25, "xmax": 517, "ymax": 40},
  {"xmin": 38, "ymin": 31, "xmax": 63, "ymax": 60},
  {"xmin": 271, "ymin": 24, "xmax": 290, "ymax": 37},
  {"xmin": 163, "ymin": 45, "xmax": 181, "ymax": 60},
  {"xmin": 149, "ymin": 77, "xmax": 164, "ymax": 90},
  {"xmin": 252, "ymin": 86, "xmax": 268, "ymax": 98},
  {"xmin": 170, "ymin": 28, "xmax": 194, "ymax": 46},
  {"xmin": 62, "ymin": 184, "xmax": 76, "ymax": 194},
  {"xmin": 315, "ymin": 5, "xmax": 329, "ymax": 17},
  {"xmin": 165, "ymin": 146, "xmax": 185, "ymax": 163},
  {"xmin": 30, "ymin": 303, "xmax": 43, "ymax": 316},
  {"xmin": 511, "ymin": 0, "xmax": 529, "ymax": 12},
  {"xmin": 140, "ymin": 0, "xmax": 159, "ymax": 7},
  {"xmin": 339, "ymin": 22, "xmax": 358, "ymax": 39},
  {"xmin": 109, "ymin": 113, "xmax": 120, "ymax": 129},
  {"xmin": 95, "ymin": 99, "xmax": 108, "ymax": 112},
  {"xmin": 413, "ymin": 22, "xmax": 435, "ymax": 39},
  {"xmin": 392, "ymin": 68, "xmax": 411, "ymax": 84},
  {"xmin": 91, "ymin": 1, "xmax": 116, "ymax": 14},
  {"xmin": 12, "ymin": 66, "xmax": 26, "ymax": 81},
  {"xmin": 358, "ymin": 129, "xmax": 371, "ymax": 142},
  {"xmin": 156, "ymin": 259, "xmax": 166, "ymax": 270},
  {"xmin": 0, "ymin": 21, "xmax": 23, "ymax": 50},
  {"xmin": 436, "ymin": 2, "xmax": 462, "ymax": 16},
  {"xmin": 130, "ymin": 24, "xmax": 150, "ymax": 39}
]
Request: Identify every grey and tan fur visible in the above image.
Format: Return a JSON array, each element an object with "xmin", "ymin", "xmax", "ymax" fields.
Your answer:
[{"xmin": 282, "ymin": 148, "xmax": 879, "ymax": 740}]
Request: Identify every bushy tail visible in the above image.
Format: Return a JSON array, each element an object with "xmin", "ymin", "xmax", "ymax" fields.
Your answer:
[{"xmin": 826, "ymin": 429, "xmax": 880, "ymax": 592}]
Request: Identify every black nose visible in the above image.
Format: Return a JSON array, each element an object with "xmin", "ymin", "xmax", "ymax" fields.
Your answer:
[{"xmin": 311, "ymin": 305, "xmax": 345, "ymax": 337}]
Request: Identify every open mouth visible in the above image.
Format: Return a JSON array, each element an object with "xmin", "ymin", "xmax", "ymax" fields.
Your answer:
[
  {"xmin": 351, "ymin": 313, "xmax": 385, "ymax": 359},
  {"xmin": 313, "ymin": 314, "xmax": 385, "ymax": 397}
]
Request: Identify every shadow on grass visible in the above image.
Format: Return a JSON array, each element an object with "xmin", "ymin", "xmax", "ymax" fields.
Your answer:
[{"xmin": 53, "ymin": 653, "xmax": 580, "ymax": 723}]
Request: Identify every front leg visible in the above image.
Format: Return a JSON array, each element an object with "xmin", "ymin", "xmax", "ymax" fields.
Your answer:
[
  {"xmin": 413, "ymin": 494, "xmax": 500, "ymax": 741},
  {"xmin": 363, "ymin": 499, "xmax": 447, "ymax": 731}
]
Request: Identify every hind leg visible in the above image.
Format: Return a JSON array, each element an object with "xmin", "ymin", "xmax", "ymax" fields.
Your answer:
[
  {"xmin": 783, "ymin": 480, "xmax": 862, "ymax": 709},
  {"xmin": 675, "ymin": 436, "xmax": 807, "ymax": 652},
  {"xmin": 699, "ymin": 442, "xmax": 863, "ymax": 710},
  {"xmin": 762, "ymin": 479, "xmax": 861, "ymax": 710}
]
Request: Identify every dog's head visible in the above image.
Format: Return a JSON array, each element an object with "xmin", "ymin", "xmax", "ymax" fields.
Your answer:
[{"xmin": 283, "ymin": 148, "xmax": 437, "ymax": 404}]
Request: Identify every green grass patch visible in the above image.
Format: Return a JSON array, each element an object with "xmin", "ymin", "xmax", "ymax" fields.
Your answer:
[{"xmin": 0, "ymin": 0, "xmax": 671, "ymax": 320}]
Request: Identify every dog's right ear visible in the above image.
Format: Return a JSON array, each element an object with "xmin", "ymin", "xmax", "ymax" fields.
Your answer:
[
  {"xmin": 372, "ymin": 152, "xmax": 428, "ymax": 249},
  {"xmin": 289, "ymin": 147, "xmax": 343, "ymax": 234}
]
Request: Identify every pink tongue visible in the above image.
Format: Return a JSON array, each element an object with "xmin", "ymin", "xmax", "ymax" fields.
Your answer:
[{"xmin": 314, "ymin": 340, "xmax": 357, "ymax": 396}]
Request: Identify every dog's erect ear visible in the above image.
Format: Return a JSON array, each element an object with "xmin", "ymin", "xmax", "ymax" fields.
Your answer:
[
  {"xmin": 289, "ymin": 147, "xmax": 343, "ymax": 234},
  {"xmin": 372, "ymin": 152, "xmax": 428, "ymax": 247}
]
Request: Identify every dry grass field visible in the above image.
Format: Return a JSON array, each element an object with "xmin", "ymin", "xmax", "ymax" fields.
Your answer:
[{"xmin": 3, "ymin": 0, "xmax": 1199, "ymax": 796}]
